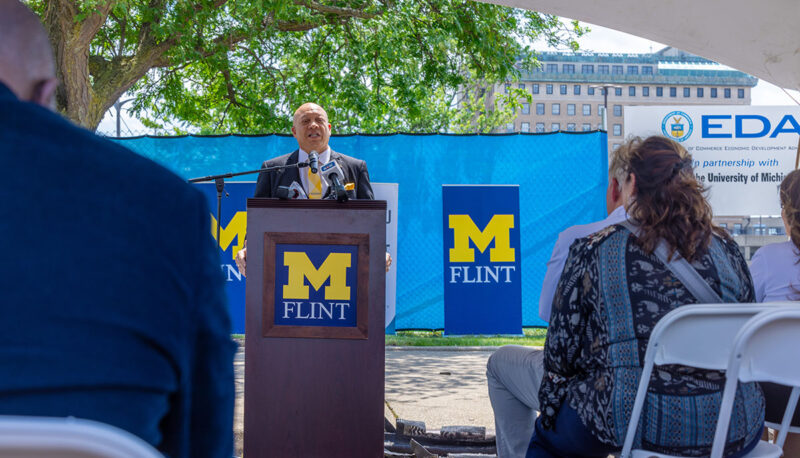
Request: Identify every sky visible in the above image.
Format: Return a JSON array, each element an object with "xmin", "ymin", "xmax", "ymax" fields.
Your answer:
[{"xmin": 96, "ymin": 20, "xmax": 800, "ymax": 136}]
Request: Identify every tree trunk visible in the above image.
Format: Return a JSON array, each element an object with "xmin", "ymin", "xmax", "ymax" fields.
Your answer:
[{"xmin": 43, "ymin": 2, "xmax": 97, "ymax": 128}]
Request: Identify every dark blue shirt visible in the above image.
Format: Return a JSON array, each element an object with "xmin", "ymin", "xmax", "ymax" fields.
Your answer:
[{"xmin": 0, "ymin": 82, "xmax": 236, "ymax": 457}]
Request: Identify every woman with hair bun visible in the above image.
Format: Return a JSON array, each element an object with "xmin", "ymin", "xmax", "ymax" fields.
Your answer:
[
  {"xmin": 530, "ymin": 136, "xmax": 763, "ymax": 457},
  {"xmin": 749, "ymin": 169, "xmax": 800, "ymax": 455}
]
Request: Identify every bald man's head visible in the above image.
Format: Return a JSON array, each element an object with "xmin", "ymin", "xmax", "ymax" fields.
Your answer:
[
  {"xmin": 0, "ymin": 0, "xmax": 57, "ymax": 108},
  {"xmin": 291, "ymin": 103, "xmax": 332, "ymax": 153}
]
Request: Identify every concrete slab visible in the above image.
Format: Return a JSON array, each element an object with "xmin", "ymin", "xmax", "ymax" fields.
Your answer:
[{"xmin": 233, "ymin": 346, "xmax": 501, "ymax": 456}]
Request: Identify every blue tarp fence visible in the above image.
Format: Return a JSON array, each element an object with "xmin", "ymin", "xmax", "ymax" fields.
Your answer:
[{"xmin": 113, "ymin": 132, "xmax": 608, "ymax": 329}]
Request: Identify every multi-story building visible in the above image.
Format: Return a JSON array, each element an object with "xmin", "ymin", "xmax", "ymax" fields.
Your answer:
[
  {"xmin": 490, "ymin": 47, "xmax": 758, "ymax": 153},
  {"xmin": 485, "ymin": 48, "xmax": 783, "ymax": 260}
]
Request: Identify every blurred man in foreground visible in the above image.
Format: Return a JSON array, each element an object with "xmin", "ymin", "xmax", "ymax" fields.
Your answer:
[{"xmin": 0, "ymin": 2, "xmax": 235, "ymax": 456}]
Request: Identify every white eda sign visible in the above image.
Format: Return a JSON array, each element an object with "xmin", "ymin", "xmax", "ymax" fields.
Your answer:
[{"xmin": 625, "ymin": 106, "xmax": 800, "ymax": 216}]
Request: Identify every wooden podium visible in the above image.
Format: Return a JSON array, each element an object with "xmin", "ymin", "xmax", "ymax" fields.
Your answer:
[{"xmin": 244, "ymin": 198, "xmax": 386, "ymax": 457}]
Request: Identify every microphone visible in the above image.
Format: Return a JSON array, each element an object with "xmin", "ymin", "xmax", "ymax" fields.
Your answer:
[
  {"xmin": 308, "ymin": 151, "xmax": 319, "ymax": 174},
  {"xmin": 276, "ymin": 181, "xmax": 308, "ymax": 200},
  {"xmin": 319, "ymin": 160, "xmax": 349, "ymax": 202}
]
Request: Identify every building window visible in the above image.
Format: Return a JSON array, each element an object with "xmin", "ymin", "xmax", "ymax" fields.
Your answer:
[
  {"xmin": 588, "ymin": 87, "xmax": 595, "ymax": 95},
  {"xmin": 506, "ymin": 122, "xmax": 514, "ymax": 133},
  {"xmin": 547, "ymin": 63, "xmax": 558, "ymax": 73},
  {"xmin": 598, "ymin": 123, "xmax": 604, "ymax": 130},
  {"xmin": 711, "ymin": 88, "xmax": 718, "ymax": 98},
  {"xmin": 521, "ymin": 103, "xmax": 530, "ymax": 115},
  {"xmin": 733, "ymin": 223, "xmax": 742, "ymax": 235},
  {"xmin": 627, "ymin": 65, "xmax": 639, "ymax": 75},
  {"xmin": 738, "ymin": 88, "xmax": 745, "ymax": 98},
  {"xmin": 642, "ymin": 66, "xmax": 653, "ymax": 75},
  {"xmin": 560, "ymin": 84, "xmax": 567, "ymax": 95},
  {"xmin": 574, "ymin": 85, "xmax": 581, "ymax": 95},
  {"xmin": 532, "ymin": 84, "xmax": 539, "ymax": 94},
  {"xmin": 612, "ymin": 65, "xmax": 623, "ymax": 75},
  {"xmin": 583, "ymin": 104, "xmax": 591, "ymax": 116},
  {"xmin": 613, "ymin": 143, "xmax": 621, "ymax": 151},
  {"xmin": 567, "ymin": 104, "xmax": 576, "ymax": 116},
  {"xmin": 697, "ymin": 87, "xmax": 704, "ymax": 97},
  {"xmin": 598, "ymin": 65, "xmax": 609, "ymax": 74},
  {"xmin": 768, "ymin": 227, "xmax": 779, "ymax": 236},
  {"xmin": 567, "ymin": 123, "xmax": 576, "ymax": 131},
  {"xmin": 656, "ymin": 86, "xmax": 663, "ymax": 97},
  {"xmin": 582, "ymin": 123, "xmax": 592, "ymax": 131},
  {"xmin": 535, "ymin": 122, "xmax": 545, "ymax": 133},
  {"xmin": 725, "ymin": 88, "xmax": 731, "ymax": 98},
  {"xmin": 629, "ymin": 86, "xmax": 636, "ymax": 96},
  {"xmin": 614, "ymin": 87, "xmax": 622, "ymax": 96},
  {"xmin": 536, "ymin": 103, "xmax": 545, "ymax": 115},
  {"xmin": 518, "ymin": 83, "xmax": 525, "ymax": 90},
  {"xmin": 642, "ymin": 87, "xmax": 650, "ymax": 97},
  {"xmin": 563, "ymin": 64, "xmax": 575, "ymax": 74},
  {"xmin": 504, "ymin": 84, "xmax": 511, "ymax": 94},
  {"xmin": 613, "ymin": 105, "xmax": 622, "ymax": 117},
  {"xmin": 552, "ymin": 103, "xmax": 560, "ymax": 115},
  {"xmin": 598, "ymin": 104, "xmax": 604, "ymax": 116},
  {"xmin": 582, "ymin": 64, "xmax": 594, "ymax": 74},
  {"xmin": 546, "ymin": 84, "xmax": 554, "ymax": 95},
  {"xmin": 683, "ymin": 87, "xmax": 690, "ymax": 97},
  {"xmin": 613, "ymin": 124, "xmax": 622, "ymax": 136},
  {"xmin": 670, "ymin": 87, "xmax": 677, "ymax": 97},
  {"xmin": 521, "ymin": 122, "xmax": 530, "ymax": 133},
  {"xmin": 551, "ymin": 123, "xmax": 560, "ymax": 131}
]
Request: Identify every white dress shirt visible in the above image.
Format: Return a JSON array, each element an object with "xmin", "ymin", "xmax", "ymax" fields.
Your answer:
[
  {"xmin": 298, "ymin": 147, "xmax": 331, "ymax": 197},
  {"xmin": 538, "ymin": 205, "xmax": 629, "ymax": 322},
  {"xmin": 750, "ymin": 240, "xmax": 800, "ymax": 302}
]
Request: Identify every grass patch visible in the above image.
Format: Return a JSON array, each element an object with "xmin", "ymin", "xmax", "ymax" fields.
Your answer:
[{"xmin": 385, "ymin": 327, "xmax": 546, "ymax": 347}]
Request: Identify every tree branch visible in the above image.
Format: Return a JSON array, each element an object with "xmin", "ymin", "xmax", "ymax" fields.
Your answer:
[
  {"xmin": 78, "ymin": 1, "xmax": 116, "ymax": 48},
  {"xmin": 294, "ymin": 0, "xmax": 382, "ymax": 19}
]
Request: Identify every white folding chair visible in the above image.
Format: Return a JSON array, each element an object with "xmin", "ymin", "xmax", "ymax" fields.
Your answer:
[
  {"xmin": 711, "ymin": 307, "xmax": 800, "ymax": 458},
  {"xmin": 0, "ymin": 415, "xmax": 163, "ymax": 457},
  {"xmin": 620, "ymin": 303, "xmax": 793, "ymax": 458}
]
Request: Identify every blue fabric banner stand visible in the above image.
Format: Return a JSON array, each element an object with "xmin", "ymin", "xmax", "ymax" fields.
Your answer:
[
  {"xmin": 442, "ymin": 185, "xmax": 522, "ymax": 335},
  {"xmin": 115, "ymin": 131, "xmax": 608, "ymax": 329},
  {"xmin": 195, "ymin": 181, "xmax": 255, "ymax": 335}
]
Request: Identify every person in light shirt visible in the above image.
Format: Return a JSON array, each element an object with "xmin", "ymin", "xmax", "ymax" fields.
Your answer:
[
  {"xmin": 486, "ymin": 142, "xmax": 634, "ymax": 458},
  {"xmin": 749, "ymin": 168, "xmax": 800, "ymax": 456}
]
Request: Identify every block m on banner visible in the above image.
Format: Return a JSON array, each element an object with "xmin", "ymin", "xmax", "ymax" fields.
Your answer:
[{"xmin": 443, "ymin": 186, "xmax": 522, "ymax": 335}]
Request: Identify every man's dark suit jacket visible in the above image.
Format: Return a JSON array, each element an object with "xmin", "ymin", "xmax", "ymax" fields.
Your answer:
[
  {"xmin": 253, "ymin": 149, "xmax": 374, "ymax": 199},
  {"xmin": 0, "ymin": 82, "xmax": 235, "ymax": 458}
]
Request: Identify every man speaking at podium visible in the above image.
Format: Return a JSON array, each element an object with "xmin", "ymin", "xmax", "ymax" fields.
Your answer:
[
  {"xmin": 253, "ymin": 102, "xmax": 374, "ymax": 200},
  {"xmin": 235, "ymin": 102, "xmax": 376, "ymax": 277}
]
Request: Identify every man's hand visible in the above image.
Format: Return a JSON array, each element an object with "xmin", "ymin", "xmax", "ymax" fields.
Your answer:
[
  {"xmin": 386, "ymin": 251, "xmax": 392, "ymax": 273},
  {"xmin": 235, "ymin": 241, "xmax": 247, "ymax": 278}
]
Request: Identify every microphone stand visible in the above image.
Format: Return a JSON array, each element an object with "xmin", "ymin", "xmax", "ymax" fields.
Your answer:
[{"xmin": 188, "ymin": 162, "xmax": 309, "ymax": 247}]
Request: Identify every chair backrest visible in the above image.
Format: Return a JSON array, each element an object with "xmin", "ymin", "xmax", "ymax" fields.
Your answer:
[
  {"xmin": 0, "ymin": 416, "xmax": 163, "ymax": 458},
  {"xmin": 732, "ymin": 307, "xmax": 800, "ymax": 386},
  {"xmin": 645, "ymin": 302, "xmax": 792, "ymax": 370}
]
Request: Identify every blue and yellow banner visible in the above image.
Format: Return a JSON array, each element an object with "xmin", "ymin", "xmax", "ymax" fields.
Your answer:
[
  {"xmin": 195, "ymin": 182, "xmax": 253, "ymax": 334},
  {"xmin": 442, "ymin": 185, "xmax": 522, "ymax": 335}
]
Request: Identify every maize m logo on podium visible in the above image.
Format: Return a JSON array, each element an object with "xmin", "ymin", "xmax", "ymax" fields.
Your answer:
[
  {"xmin": 442, "ymin": 185, "xmax": 522, "ymax": 335},
  {"xmin": 274, "ymin": 243, "xmax": 359, "ymax": 328}
]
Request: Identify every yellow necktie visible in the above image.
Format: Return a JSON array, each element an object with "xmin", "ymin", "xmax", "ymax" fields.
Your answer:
[{"xmin": 307, "ymin": 166, "xmax": 322, "ymax": 199}]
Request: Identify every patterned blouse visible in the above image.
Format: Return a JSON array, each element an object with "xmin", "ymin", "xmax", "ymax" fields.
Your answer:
[{"xmin": 539, "ymin": 224, "xmax": 764, "ymax": 456}]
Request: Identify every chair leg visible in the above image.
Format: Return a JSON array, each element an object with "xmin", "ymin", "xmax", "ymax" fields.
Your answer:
[
  {"xmin": 711, "ymin": 362, "xmax": 743, "ymax": 458},
  {"xmin": 621, "ymin": 364, "xmax": 654, "ymax": 458},
  {"xmin": 776, "ymin": 387, "xmax": 800, "ymax": 448}
]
